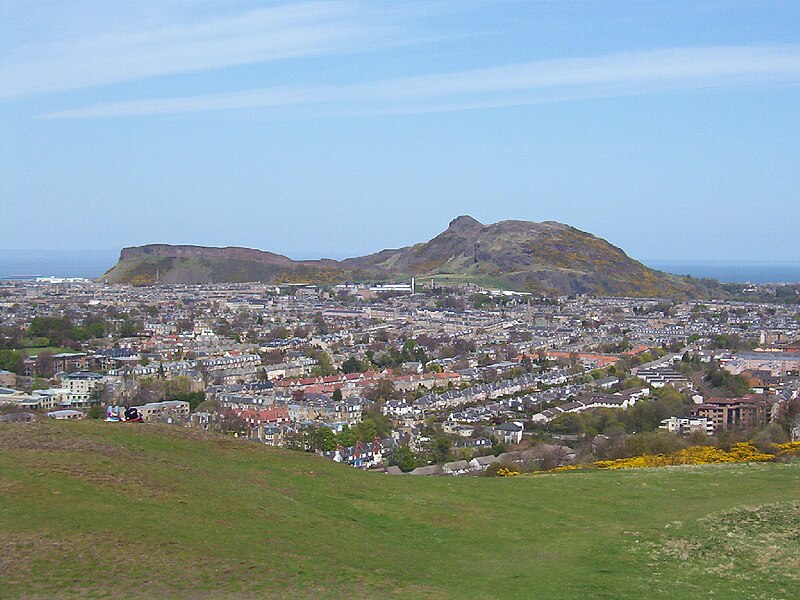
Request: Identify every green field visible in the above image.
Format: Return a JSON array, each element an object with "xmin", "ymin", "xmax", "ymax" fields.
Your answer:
[
  {"xmin": 19, "ymin": 346, "xmax": 79, "ymax": 356},
  {"xmin": 1, "ymin": 421, "xmax": 798, "ymax": 599}
]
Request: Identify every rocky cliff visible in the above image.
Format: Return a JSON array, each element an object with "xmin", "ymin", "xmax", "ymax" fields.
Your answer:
[{"xmin": 101, "ymin": 217, "xmax": 720, "ymax": 297}]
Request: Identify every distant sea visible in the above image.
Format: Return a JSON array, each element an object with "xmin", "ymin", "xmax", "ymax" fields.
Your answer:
[
  {"xmin": 1, "ymin": 250, "xmax": 799, "ymax": 285},
  {"xmin": 0, "ymin": 249, "xmax": 117, "ymax": 280},
  {"xmin": 645, "ymin": 260, "xmax": 800, "ymax": 284}
]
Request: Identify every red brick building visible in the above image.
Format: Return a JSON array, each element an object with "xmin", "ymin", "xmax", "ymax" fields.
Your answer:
[{"xmin": 690, "ymin": 395, "xmax": 770, "ymax": 432}]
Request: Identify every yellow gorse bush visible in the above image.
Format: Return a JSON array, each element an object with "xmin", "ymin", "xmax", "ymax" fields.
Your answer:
[
  {"xmin": 549, "ymin": 442, "xmax": 788, "ymax": 473},
  {"xmin": 497, "ymin": 467, "xmax": 521, "ymax": 477},
  {"xmin": 775, "ymin": 441, "xmax": 800, "ymax": 456},
  {"xmin": 594, "ymin": 443, "xmax": 775, "ymax": 470}
]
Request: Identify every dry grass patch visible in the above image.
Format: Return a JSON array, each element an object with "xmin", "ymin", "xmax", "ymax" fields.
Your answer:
[{"xmin": 651, "ymin": 500, "xmax": 800, "ymax": 591}]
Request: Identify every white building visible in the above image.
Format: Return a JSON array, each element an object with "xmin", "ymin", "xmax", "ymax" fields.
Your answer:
[
  {"xmin": 659, "ymin": 416, "xmax": 714, "ymax": 436},
  {"xmin": 62, "ymin": 371, "xmax": 103, "ymax": 404}
]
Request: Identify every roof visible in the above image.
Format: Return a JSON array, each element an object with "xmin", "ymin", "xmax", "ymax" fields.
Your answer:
[
  {"xmin": 64, "ymin": 371, "xmax": 102, "ymax": 380},
  {"xmin": 703, "ymin": 396, "xmax": 767, "ymax": 406},
  {"xmin": 494, "ymin": 422, "xmax": 523, "ymax": 432},
  {"xmin": 410, "ymin": 464, "xmax": 442, "ymax": 476},
  {"xmin": 443, "ymin": 460, "xmax": 470, "ymax": 470}
]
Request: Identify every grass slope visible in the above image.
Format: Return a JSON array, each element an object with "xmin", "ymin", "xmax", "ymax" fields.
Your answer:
[{"xmin": 1, "ymin": 421, "xmax": 798, "ymax": 599}]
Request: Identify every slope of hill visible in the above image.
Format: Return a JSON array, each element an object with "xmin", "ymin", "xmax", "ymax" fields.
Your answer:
[
  {"xmin": 101, "ymin": 244, "xmax": 356, "ymax": 286},
  {"xmin": 344, "ymin": 216, "xmax": 714, "ymax": 296},
  {"xmin": 101, "ymin": 217, "xmax": 721, "ymax": 297},
  {"xmin": 1, "ymin": 421, "xmax": 798, "ymax": 599}
]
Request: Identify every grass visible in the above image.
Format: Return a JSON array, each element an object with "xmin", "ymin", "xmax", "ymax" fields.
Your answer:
[
  {"xmin": 0, "ymin": 421, "xmax": 798, "ymax": 599},
  {"xmin": 19, "ymin": 346, "xmax": 80, "ymax": 356},
  {"xmin": 422, "ymin": 272, "xmax": 524, "ymax": 291}
]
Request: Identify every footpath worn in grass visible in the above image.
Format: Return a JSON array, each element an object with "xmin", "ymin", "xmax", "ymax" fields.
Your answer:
[{"xmin": 0, "ymin": 421, "xmax": 798, "ymax": 599}]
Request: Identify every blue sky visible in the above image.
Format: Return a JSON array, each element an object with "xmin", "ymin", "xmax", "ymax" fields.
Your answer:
[{"xmin": 2, "ymin": 0, "xmax": 799, "ymax": 262}]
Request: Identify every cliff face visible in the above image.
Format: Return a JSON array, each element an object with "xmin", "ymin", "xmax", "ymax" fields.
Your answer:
[
  {"xmin": 341, "ymin": 216, "xmax": 714, "ymax": 297},
  {"xmin": 101, "ymin": 217, "xmax": 721, "ymax": 297},
  {"xmin": 104, "ymin": 244, "xmax": 346, "ymax": 286},
  {"xmin": 118, "ymin": 245, "xmax": 297, "ymax": 266}
]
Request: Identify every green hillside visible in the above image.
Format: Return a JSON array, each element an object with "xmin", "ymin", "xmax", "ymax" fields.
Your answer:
[{"xmin": 1, "ymin": 421, "xmax": 797, "ymax": 599}]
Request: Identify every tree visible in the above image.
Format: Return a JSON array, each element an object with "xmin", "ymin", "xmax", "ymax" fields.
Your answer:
[
  {"xmin": 622, "ymin": 376, "xmax": 647, "ymax": 389},
  {"xmin": 313, "ymin": 426, "xmax": 337, "ymax": 452},
  {"xmin": 28, "ymin": 316, "xmax": 74, "ymax": 346},
  {"xmin": 623, "ymin": 389, "xmax": 686, "ymax": 433},
  {"xmin": 90, "ymin": 384, "xmax": 110, "ymax": 405},
  {"xmin": 130, "ymin": 377, "xmax": 164, "ymax": 404},
  {"xmin": 163, "ymin": 376, "xmax": 193, "ymax": 398},
  {"xmin": 361, "ymin": 406, "xmax": 391, "ymax": 438},
  {"xmin": 313, "ymin": 313, "xmax": 329, "ymax": 335},
  {"xmin": 704, "ymin": 362, "xmax": 750, "ymax": 396},
  {"xmin": 617, "ymin": 431, "xmax": 686, "ymax": 459},
  {"xmin": 331, "ymin": 388, "xmax": 343, "ymax": 402},
  {"xmin": 336, "ymin": 425, "xmax": 357, "ymax": 448},
  {"xmin": 87, "ymin": 404, "xmax": 104, "ymax": 419},
  {"xmin": 365, "ymin": 379, "xmax": 397, "ymax": 403},
  {"xmin": 777, "ymin": 397, "xmax": 800, "ymax": 438},
  {"xmin": 0, "ymin": 349, "xmax": 23, "ymax": 373},
  {"xmin": 220, "ymin": 409, "xmax": 248, "ymax": 436},
  {"xmin": 268, "ymin": 326, "xmax": 291, "ymax": 340},
  {"xmin": 341, "ymin": 356, "xmax": 366, "ymax": 374},
  {"xmin": 163, "ymin": 376, "xmax": 205, "ymax": 411},
  {"xmin": 491, "ymin": 436, "xmax": 508, "ymax": 456},
  {"xmin": 432, "ymin": 437, "xmax": 451, "ymax": 464},
  {"xmin": 353, "ymin": 419, "xmax": 378, "ymax": 443},
  {"xmin": 751, "ymin": 423, "xmax": 788, "ymax": 452},
  {"xmin": 34, "ymin": 351, "xmax": 54, "ymax": 377},
  {"xmin": 310, "ymin": 351, "xmax": 336, "ymax": 376},
  {"xmin": 261, "ymin": 349, "xmax": 284, "ymax": 365},
  {"xmin": 120, "ymin": 319, "xmax": 140, "ymax": 338},
  {"xmin": 388, "ymin": 445, "xmax": 418, "ymax": 472},
  {"xmin": 550, "ymin": 412, "xmax": 584, "ymax": 435}
]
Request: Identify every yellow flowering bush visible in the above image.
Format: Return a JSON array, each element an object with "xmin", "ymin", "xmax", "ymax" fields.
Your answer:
[
  {"xmin": 497, "ymin": 467, "xmax": 521, "ymax": 477},
  {"xmin": 540, "ymin": 441, "xmax": 800, "ymax": 475},
  {"xmin": 560, "ymin": 442, "xmax": 778, "ymax": 472},
  {"xmin": 775, "ymin": 441, "xmax": 800, "ymax": 457},
  {"xmin": 551, "ymin": 464, "xmax": 581, "ymax": 472}
]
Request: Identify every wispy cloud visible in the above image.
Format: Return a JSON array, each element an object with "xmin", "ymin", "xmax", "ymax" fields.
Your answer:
[
  {"xmin": 40, "ymin": 45, "xmax": 800, "ymax": 118},
  {"xmin": 0, "ymin": 1, "xmax": 404, "ymax": 98}
]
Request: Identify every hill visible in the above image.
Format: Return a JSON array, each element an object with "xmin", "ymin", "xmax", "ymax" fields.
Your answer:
[
  {"xmin": 101, "ymin": 217, "xmax": 721, "ymax": 297},
  {"xmin": 1, "ymin": 421, "xmax": 798, "ymax": 599},
  {"xmin": 100, "ymin": 244, "xmax": 360, "ymax": 286}
]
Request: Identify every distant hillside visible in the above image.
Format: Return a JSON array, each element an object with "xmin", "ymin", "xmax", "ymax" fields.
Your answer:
[
  {"xmin": 1, "ymin": 421, "xmax": 798, "ymax": 599},
  {"xmin": 102, "ymin": 216, "xmax": 721, "ymax": 297},
  {"xmin": 102, "ymin": 244, "xmax": 363, "ymax": 286}
]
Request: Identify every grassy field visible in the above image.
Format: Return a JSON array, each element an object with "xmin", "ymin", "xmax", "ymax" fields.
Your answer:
[
  {"xmin": 0, "ymin": 421, "xmax": 798, "ymax": 599},
  {"xmin": 19, "ymin": 346, "xmax": 79, "ymax": 356}
]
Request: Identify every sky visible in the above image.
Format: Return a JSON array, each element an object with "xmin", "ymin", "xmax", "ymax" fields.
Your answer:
[{"xmin": 2, "ymin": 0, "xmax": 800, "ymax": 263}]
